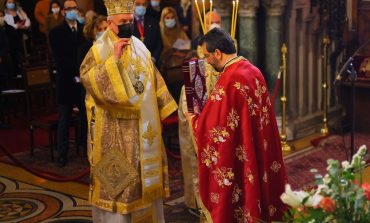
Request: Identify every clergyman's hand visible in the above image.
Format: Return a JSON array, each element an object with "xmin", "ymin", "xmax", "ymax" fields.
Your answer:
[{"xmin": 114, "ymin": 38, "xmax": 130, "ymax": 60}]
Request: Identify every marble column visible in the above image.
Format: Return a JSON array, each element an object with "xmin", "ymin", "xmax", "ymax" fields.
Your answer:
[
  {"xmin": 214, "ymin": 0, "xmax": 232, "ymax": 35},
  {"xmin": 262, "ymin": 0, "xmax": 287, "ymax": 114},
  {"xmin": 238, "ymin": 0, "xmax": 260, "ymax": 64}
]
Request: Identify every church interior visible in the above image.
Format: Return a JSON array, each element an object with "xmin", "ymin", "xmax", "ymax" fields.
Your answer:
[{"xmin": 0, "ymin": 0, "xmax": 369, "ymax": 222}]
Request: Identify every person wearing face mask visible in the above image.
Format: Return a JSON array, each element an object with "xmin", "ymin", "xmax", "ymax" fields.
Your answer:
[
  {"xmin": 184, "ymin": 28, "xmax": 287, "ymax": 223},
  {"xmin": 146, "ymin": 0, "xmax": 161, "ymax": 20},
  {"xmin": 3, "ymin": 0, "xmax": 29, "ymax": 78},
  {"xmin": 34, "ymin": 0, "xmax": 51, "ymax": 34},
  {"xmin": 49, "ymin": 0, "xmax": 86, "ymax": 168},
  {"xmin": 4, "ymin": 0, "xmax": 31, "ymax": 30},
  {"xmin": 77, "ymin": 10, "xmax": 85, "ymax": 24},
  {"xmin": 159, "ymin": 7, "xmax": 190, "ymax": 67},
  {"xmin": 45, "ymin": 0, "xmax": 63, "ymax": 34},
  {"xmin": 79, "ymin": 0, "xmax": 177, "ymax": 222},
  {"xmin": 133, "ymin": 0, "xmax": 162, "ymax": 66}
]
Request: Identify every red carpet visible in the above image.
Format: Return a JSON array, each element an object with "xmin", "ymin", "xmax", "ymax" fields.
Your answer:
[{"xmin": 285, "ymin": 133, "xmax": 370, "ymax": 189}]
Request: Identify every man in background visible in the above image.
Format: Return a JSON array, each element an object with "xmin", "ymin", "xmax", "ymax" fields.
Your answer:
[
  {"xmin": 133, "ymin": 0, "xmax": 162, "ymax": 65},
  {"xmin": 49, "ymin": 0, "xmax": 85, "ymax": 167}
]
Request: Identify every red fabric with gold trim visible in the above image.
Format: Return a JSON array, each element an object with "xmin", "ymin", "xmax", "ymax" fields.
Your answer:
[{"xmin": 192, "ymin": 58, "xmax": 288, "ymax": 223}]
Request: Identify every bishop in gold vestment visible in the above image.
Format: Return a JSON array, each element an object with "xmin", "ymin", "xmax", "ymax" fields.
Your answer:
[{"xmin": 80, "ymin": 1, "xmax": 177, "ymax": 222}]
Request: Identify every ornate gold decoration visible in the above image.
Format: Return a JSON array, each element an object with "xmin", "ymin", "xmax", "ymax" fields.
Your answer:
[
  {"xmin": 103, "ymin": 0, "xmax": 135, "ymax": 15},
  {"xmin": 321, "ymin": 36, "xmax": 330, "ymax": 135},
  {"xmin": 269, "ymin": 205, "xmax": 277, "ymax": 217},
  {"xmin": 93, "ymin": 149, "xmax": 138, "ymax": 198},
  {"xmin": 270, "ymin": 161, "xmax": 282, "ymax": 173},
  {"xmin": 201, "ymin": 145, "xmax": 219, "ymax": 168},
  {"xmin": 210, "ymin": 192, "xmax": 220, "ymax": 204},
  {"xmin": 210, "ymin": 85, "xmax": 225, "ymax": 101},
  {"xmin": 234, "ymin": 206, "xmax": 252, "ymax": 223},
  {"xmin": 227, "ymin": 108, "xmax": 240, "ymax": 130},
  {"xmin": 212, "ymin": 167, "xmax": 234, "ymax": 188},
  {"xmin": 142, "ymin": 122, "xmax": 157, "ymax": 146},
  {"xmin": 235, "ymin": 145, "xmax": 248, "ymax": 162},
  {"xmin": 209, "ymin": 126, "xmax": 230, "ymax": 144},
  {"xmin": 232, "ymin": 184, "xmax": 242, "ymax": 204},
  {"xmin": 280, "ymin": 43, "xmax": 293, "ymax": 152},
  {"xmin": 245, "ymin": 169, "xmax": 254, "ymax": 184}
]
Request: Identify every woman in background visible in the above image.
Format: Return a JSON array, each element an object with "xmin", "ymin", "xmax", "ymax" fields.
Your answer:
[
  {"xmin": 159, "ymin": 7, "xmax": 190, "ymax": 68},
  {"xmin": 45, "ymin": 0, "xmax": 63, "ymax": 34},
  {"xmin": 3, "ymin": 0, "xmax": 30, "ymax": 77}
]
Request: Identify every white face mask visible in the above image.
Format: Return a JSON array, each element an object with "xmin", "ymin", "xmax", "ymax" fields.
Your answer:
[
  {"xmin": 51, "ymin": 7, "xmax": 60, "ymax": 14},
  {"xmin": 0, "ymin": 17, "xmax": 4, "ymax": 26},
  {"xmin": 210, "ymin": 23, "xmax": 221, "ymax": 30},
  {"xmin": 165, "ymin": 18, "xmax": 176, "ymax": 29}
]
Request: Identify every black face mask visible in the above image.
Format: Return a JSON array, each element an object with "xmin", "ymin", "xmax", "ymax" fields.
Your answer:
[{"xmin": 117, "ymin": 23, "xmax": 133, "ymax": 38}]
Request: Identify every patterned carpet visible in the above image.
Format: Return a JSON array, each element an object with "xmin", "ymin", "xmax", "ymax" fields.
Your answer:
[{"xmin": 0, "ymin": 176, "xmax": 91, "ymax": 223}]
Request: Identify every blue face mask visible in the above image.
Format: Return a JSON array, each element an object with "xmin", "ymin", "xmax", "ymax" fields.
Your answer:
[
  {"xmin": 77, "ymin": 17, "xmax": 85, "ymax": 24},
  {"xmin": 165, "ymin": 19, "xmax": 176, "ymax": 29},
  {"xmin": 95, "ymin": 31, "xmax": 104, "ymax": 40},
  {"xmin": 6, "ymin": 2, "xmax": 15, "ymax": 10},
  {"xmin": 151, "ymin": 1, "xmax": 160, "ymax": 8},
  {"xmin": 135, "ymin": 6, "xmax": 146, "ymax": 17},
  {"xmin": 65, "ymin": 10, "xmax": 78, "ymax": 21}
]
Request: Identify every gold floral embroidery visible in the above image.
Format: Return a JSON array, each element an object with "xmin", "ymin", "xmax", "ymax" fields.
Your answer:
[
  {"xmin": 142, "ymin": 122, "xmax": 157, "ymax": 146},
  {"xmin": 234, "ymin": 82, "xmax": 249, "ymax": 99},
  {"xmin": 263, "ymin": 171, "xmax": 268, "ymax": 183},
  {"xmin": 269, "ymin": 205, "xmax": 277, "ymax": 217},
  {"xmin": 254, "ymin": 79, "xmax": 267, "ymax": 103},
  {"xmin": 210, "ymin": 85, "xmax": 225, "ymax": 101},
  {"xmin": 227, "ymin": 108, "xmax": 240, "ymax": 131},
  {"xmin": 245, "ymin": 168, "xmax": 254, "ymax": 184},
  {"xmin": 234, "ymin": 81, "xmax": 258, "ymax": 117},
  {"xmin": 212, "ymin": 167, "xmax": 234, "ymax": 188},
  {"xmin": 129, "ymin": 56, "xmax": 147, "ymax": 76},
  {"xmin": 232, "ymin": 184, "xmax": 243, "ymax": 204},
  {"xmin": 209, "ymin": 126, "xmax": 230, "ymax": 144},
  {"xmin": 234, "ymin": 206, "xmax": 252, "ymax": 223},
  {"xmin": 271, "ymin": 161, "xmax": 282, "ymax": 173},
  {"xmin": 235, "ymin": 145, "xmax": 248, "ymax": 162},
  {"xmin": 201, "ymin": 145, "xmax": 220, "ymax": 168},
  {"xmin": 261, "ymin": 106, "xmax": 270, "ymax": 126},
  {"xmin": 211, "ymin": 192, "xmax": 220, "ymax": 204}
]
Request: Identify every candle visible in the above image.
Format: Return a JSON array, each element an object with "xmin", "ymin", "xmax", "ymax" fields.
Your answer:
[
  {"xmin": 202, "ymin": 0, "xmax": 206, "ymax": 30},
  {"xmin": 209, "ymin": 0, "xmax": 213, "ymax": 31},
  {"xmin": 195, "ymin": 0, "xmax": 205, "ymax": 33},
  {"xmin": 233, "ymin": 0, "xmax": 239, "ymax": 38},
  {"xmin": 231, "ymin": 0, "xmax": 235, "ymax": 38}
]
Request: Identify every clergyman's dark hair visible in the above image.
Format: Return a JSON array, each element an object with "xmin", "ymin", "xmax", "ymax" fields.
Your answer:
[{"xmin": 198, "ymin": 28, "xmax": 236, "ymax": 54}]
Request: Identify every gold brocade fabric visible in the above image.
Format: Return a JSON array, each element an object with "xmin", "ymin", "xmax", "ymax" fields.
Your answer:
[
  {"xmin": 80, "ymin": 30, "xmax": 177, "ymax": 217},
  {"xmin": 178, "ymin": 46, "xmax": 220, "ymax": 209}
]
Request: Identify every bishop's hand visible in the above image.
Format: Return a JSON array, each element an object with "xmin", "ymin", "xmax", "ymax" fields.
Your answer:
[{"xmin": 114, "ymin": 38, "xmax": 131, "ymax": 60}]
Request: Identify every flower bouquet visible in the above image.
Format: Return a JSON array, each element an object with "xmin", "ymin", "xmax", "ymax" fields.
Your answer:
[{"xmin": 280, "ymin": 145, "xmax": 370, "ymax": 223}]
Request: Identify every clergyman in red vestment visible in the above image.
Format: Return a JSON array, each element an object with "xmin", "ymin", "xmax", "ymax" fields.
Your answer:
[{"xmin": 186, "ymin": 28, "xmax": 288, "ymax": 223}]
